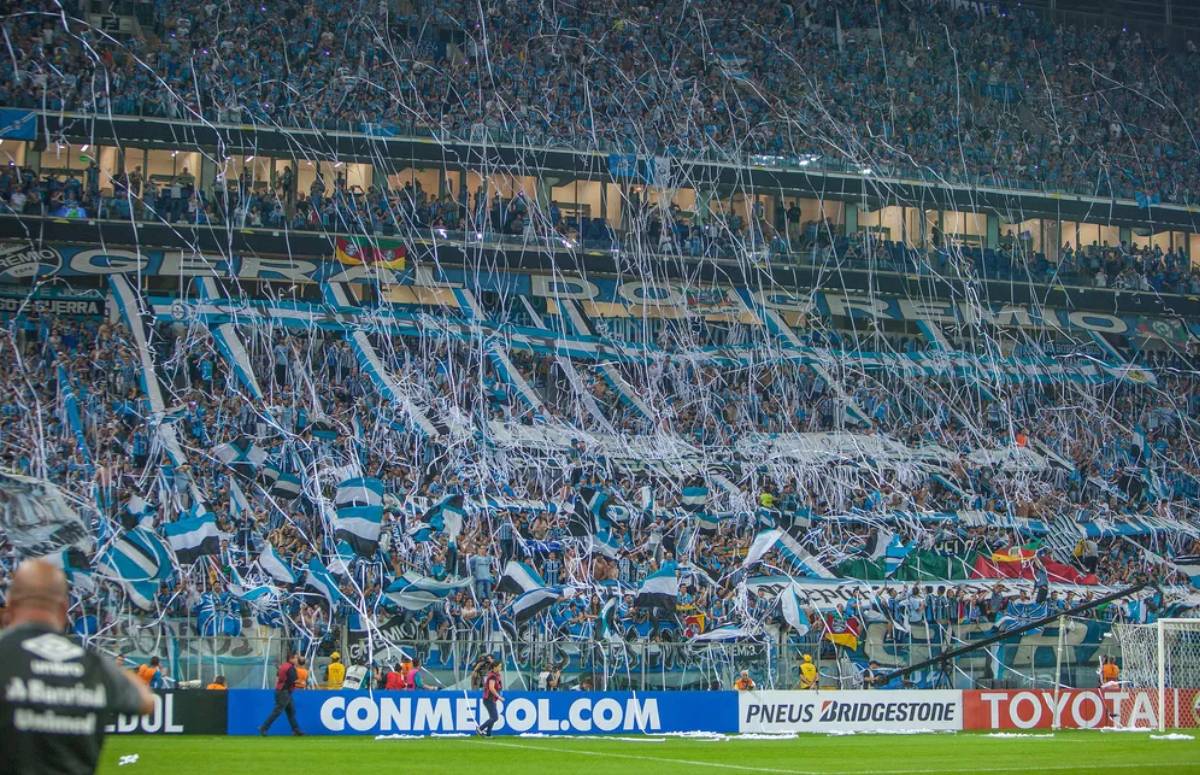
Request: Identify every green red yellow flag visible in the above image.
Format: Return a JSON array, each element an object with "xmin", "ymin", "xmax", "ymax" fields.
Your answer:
[{"xmin": 334, "ymin": 236, "xmax": 406, "ymax": 270}]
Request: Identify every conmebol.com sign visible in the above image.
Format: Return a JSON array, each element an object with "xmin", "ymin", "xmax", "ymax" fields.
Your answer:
[
  {"xmin": 226, "ymin": 690, "xmax": 738, "ymax": 736},
  {"xmin": 320, "ymin": 695, "xmax": 657, "ymax": 734}
]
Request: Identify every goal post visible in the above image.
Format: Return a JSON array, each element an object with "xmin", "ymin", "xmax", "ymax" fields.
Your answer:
[{"xmin": 1113, "ymin": 618, "xmax": 1200, "ymax": 732}]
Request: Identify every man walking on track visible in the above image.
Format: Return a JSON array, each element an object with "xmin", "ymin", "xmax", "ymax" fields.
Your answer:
[
  {"xmin": 476, "ymin": 659, "xmax": 503, "ymax": 737},
  {"xmin": 259, "ymin": 652, "xmax": 304, "ymax": 736}
]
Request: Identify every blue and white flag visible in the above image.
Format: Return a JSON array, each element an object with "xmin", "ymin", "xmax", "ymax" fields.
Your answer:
[
  {"xmin": 212, "ymin": 437, "xmax": 269, "ymax": 478},
  {"xmin": 568, "ymin": 487, "xmax": 609, "ymax": 537},
  {"xmin": 496, "ymin": 560, "xmax": 547, "ymax": 595},
  {"xmin": 384, "ymin": 572, "xmax": 470, "ymax": 610},
  {"xmin": 996, "ymin": 600, "xmax": 1049, "ymax": 634},
  {"xmin": 633, "ymin": 561, "xmax": 679, "ymax": 609},
  {"xmin": 776, "ymin": 526, "xmax": 835, "ymax": 579},
  {"xmin": 1171, "ymin": 555, "xmax": 1200, "ymax": 588},
  {"xmin": 228, "ymin": 479, "xmax": 253, "ymax": 518},
  {"xmin": 511, "ymin": 586, "xmax": 561, "ymax": 625},
  {"xmin": 865, "ymin": 528, "xmax": 894, "ymax": 561},
  {"xmin": 162, "ymin": 513, "xmax": 221, "ymax": 564},
  {"xmin": 695, "ymin": 511, "xmax": 725, "ymax": 534},
  {"xmin": 267, "ymin": 472, "xmax": 302, "ymax": 501},
  {"xmin": 303, "ymin": 557, "xmax": 344, "ymax": 607},
  {"xmin": 742, "ymin": 529, "xmax": 781, "ymax": 568},
  {"xmin": 328, "ymin": 541, "xmax": 360, "ymax": 576},
  {"xmin": 586, "ymin": 530, "xmax": 620, "ymax": 559},
  {"xmin": 333, "ymin": 503, "xmax": 384, "ymax": 557},
  {"xmin": 883, "ymin": 535, "xmax": 914, "ymax": 576},
  {"xmin": 865, "ymin": 528, "xmax": 914, "ymax": 575},
  {"xmin": 597, "ymin": 596, "xmax": 621, "ymax": 642},
  {"xmin": 193, "ymin": 592, "xmax": 241, "ymax": 637},
  {"xmin": 41, "ymin": 545, "xmax": 92, "ymax": 581},
  {"xmin": 121, "ymin": 495, "xmax": 156, "ymax": 530},
  {"xmin": 98, "ymin": 529, "xmax": 173, "ymax": 582},
  {"xmin": 335, "ymin": 477, "xmax": 384, "ymax": 508},
  {"xmin": 408, "ymin": 494, "xmax": 465, "ymax": 543},
  {"xmin": 680, "ymin": 483, "xmax": 707, "ymax": 513},
  {"xmin": 779, "ymin": 583, "xmax": 811, "ymax": 636},
  {"xmin": 258, "ymin": 542, "xmax": 297, "ymax": 585},
  {"xmin": 120, "ymin": 578, "xmax": 160, "ymax": 611},
  {"xmin": 691, "ymin": 624, "xmax": 759, "ymax": 642},
  {"xmin": 228, "ymin": 568, "xmax": 278, "ymax": 608}
]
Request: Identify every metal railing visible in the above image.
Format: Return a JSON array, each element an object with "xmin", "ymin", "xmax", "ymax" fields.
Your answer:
[{"xmin": 81, "ymin": 615, "xmax": 1118, "ymax": 692}]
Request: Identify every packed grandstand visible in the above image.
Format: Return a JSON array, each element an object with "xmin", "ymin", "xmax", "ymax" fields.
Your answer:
[{"xmin": 0, "ymin": 0, "xmax": 1197, "ymax": 700}]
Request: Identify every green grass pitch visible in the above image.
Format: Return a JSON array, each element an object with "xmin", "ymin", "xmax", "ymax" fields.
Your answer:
[{"xmin": 98, "ymin": 730, "xmax": 1200, "ymax": 774}]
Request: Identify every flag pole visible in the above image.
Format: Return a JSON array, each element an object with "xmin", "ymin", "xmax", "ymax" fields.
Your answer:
[{"xmin": 881, "ymin": 582, "xmax": 1148, "ymax": 687}]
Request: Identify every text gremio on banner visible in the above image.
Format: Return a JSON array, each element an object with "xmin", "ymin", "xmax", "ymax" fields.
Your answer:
[
  {"xmin": 962, "ymin": 689, "xmax": 1198, "ymax": 729},
  {"xmin": 739, "ymin": 690, "xmax": 962, "ymax": 733}
]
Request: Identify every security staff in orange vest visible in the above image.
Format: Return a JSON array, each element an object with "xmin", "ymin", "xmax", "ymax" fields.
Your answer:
[
  {"xmin": 206, "ymin": 676, "xmax": 228, "ymax": 690},
  {"xmin": 1101, "ymin": 656, "xmax": 1121, "ymax": 685},
  {"xmin": 136, "ymin": 656, "xmax": 164, "ymax": 688},
  {"xmin": 294, "ymin": 656, "xmax": 309, "ymax": 690}
]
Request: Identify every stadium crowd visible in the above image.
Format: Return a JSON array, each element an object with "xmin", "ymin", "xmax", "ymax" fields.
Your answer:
[
  {"xmin": 2, "ymin": 158, "xmax": 1199, "ymax": 296},
  {"xmin": 0, "ymin": 0, "xmax": 1197, "ymax": 686},
  {"xmin": 0, "ymin": 298, "xmax": 1193, "ymax": 669},
  {"xmin": 2, "ymin": 0, "xmax": 1199, "ymax": 203}
]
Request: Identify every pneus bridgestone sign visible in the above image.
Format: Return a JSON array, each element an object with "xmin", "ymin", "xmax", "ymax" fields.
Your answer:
[
  {"xmin": 739, "ymin": 690, "xmax": 963, "ymax": 733},
  {"xmin": 105, "ymin": 691, "xmax": 228, "ymax": 735}
]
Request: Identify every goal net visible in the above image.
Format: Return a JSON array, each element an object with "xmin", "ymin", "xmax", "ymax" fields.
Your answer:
[{"xmin": 1112, "ymin": 619, "xmax": 1200, "ymax": 731}]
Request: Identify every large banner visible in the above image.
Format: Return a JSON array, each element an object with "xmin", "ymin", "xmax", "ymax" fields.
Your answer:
[
  {"xmin": 738, "ymin": 690, "xmax": 962, "ymax": 733},
  {"xmin": 962, "ymin": 689, "xmax": 1200, "ymax": 730},
  {"xmin": 227, "ymin": 689, "xmax": 739, "ymax": 736},
  {"xmin": 102, "ymin": 687, "xmax": 1200, "ymax": 735},
  {"xmin": 105, "ymin": 690, "xmax": 228, "ymax": 735},
  {"xmin": 0, "ymin": 240, "xmax": 1192, "ymax": 342}
]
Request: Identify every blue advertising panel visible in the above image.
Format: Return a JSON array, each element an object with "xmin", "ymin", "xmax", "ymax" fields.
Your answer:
[{"xmin": 228, "ymin": 689, "xmax": 738, "ymax": 736}]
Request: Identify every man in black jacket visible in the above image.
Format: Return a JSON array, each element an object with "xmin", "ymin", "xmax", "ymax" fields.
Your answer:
[{"xmin": 0, "ymin": 559, "xmax": 155, "ymax": 774}]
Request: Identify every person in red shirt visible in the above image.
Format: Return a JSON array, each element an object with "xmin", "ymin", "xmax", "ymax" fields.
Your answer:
[
  {"xmin": 476, "ymin": 659, "xmax": 503, "ymax": 737},
  {"xmin": 258, "ymin": 652, "xmax": 303, "ymax": 736},
  {"xmin": 384, "ymin": 662, "xmax": 407, "ymax": 690}
]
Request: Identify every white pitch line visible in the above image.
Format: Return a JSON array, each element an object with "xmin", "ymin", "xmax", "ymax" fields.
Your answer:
[
  {"xmin": 463, "ymin": 739, "xmax": 808, "ymax": 774},
  {"xmin": 463, "ymin": 739, "xmax": 1190, "ymax": 775}
]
